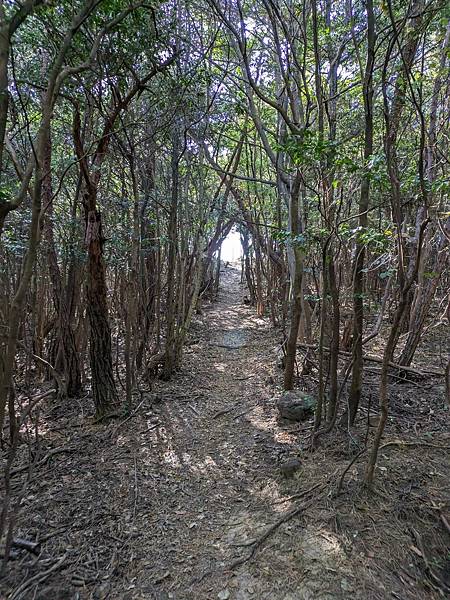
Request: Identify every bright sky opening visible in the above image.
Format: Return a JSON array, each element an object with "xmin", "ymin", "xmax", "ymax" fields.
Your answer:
[{"xmin": 221, "ymin": 230, "xmax": 242, "ymax": 263}]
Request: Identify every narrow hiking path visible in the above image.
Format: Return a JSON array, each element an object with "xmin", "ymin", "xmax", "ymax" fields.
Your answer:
[
  {"xmin": 7, "ymin": 266, "xmax": 443, "ymax": 600},
  {"xmin": 7, "ymin": 265, "xmax": 357, "ymax": 600},
  {"xmin": 123, "ymin": 265, "xmax": 356, "ymax": 600}
]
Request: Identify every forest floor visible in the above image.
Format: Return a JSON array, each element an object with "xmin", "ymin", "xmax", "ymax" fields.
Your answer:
[{"xmin": 2, "ymin": 266, "xmax": 450, "ymax": 600}]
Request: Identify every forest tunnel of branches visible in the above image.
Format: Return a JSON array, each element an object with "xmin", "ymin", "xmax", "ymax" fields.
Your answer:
[{"xmin": 0, "ymin": 0, "xmax": 450, "ymax": 598}]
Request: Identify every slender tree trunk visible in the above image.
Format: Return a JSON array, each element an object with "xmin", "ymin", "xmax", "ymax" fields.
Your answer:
[
  {"xmin": 0, "ymin": 22, "xmax": 9, "ymax": 178},
  {"xmin": 398, "ymin": 23, "xmax": 450, "ymax": 365},
  {"xmin": 42, "ymin": 130, "xmax": 81, "ymax": 397},
  {"xmin": 384, "ymin": 0, "xmax": 425, "ymax": 292},
  {"xmin": 162, "ymin": 127, "xmax": 180, "ymax": 380},
  {"xmin": 327, "ymin": 258, "xmax": 340, "ymax": 421},
  {"xmin": 348, "ymin": 0, "xmax": 375, "ymax": 423},
  {"xmin": 398, "ymin": 227, "xmax": 449, "ymax": 365},
  {"xmin": 284, "ymin": 173, "xmax": 303, "ymax": 390},
  {"xmin": 0, "ymin": 159, "xmax": 43, "ymax": 434},
  {"xmin": 366, "ymin": 219, "xmax": 428, "ymax": 486}
]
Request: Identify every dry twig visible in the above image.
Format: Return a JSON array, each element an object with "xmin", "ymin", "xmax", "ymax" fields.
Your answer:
[
  {"xmin": 8, "ymin": 553, "xmax": 68, "ymax": 600},
  {"xmin": 227, "ymin": 499, "xmax": 314, "ymax": 570}
]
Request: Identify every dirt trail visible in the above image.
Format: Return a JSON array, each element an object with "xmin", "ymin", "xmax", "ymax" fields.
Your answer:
[
  {"xmin": 4, "ymin": 266, "xmax": 448, "ymax": 600},
  {"xmin": 118, "ymin": 266, "xmax": 358, "ymax": 600}
]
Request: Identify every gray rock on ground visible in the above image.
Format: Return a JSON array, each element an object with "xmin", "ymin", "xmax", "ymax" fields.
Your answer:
[
  {"xmin": 276, "ymin": 390, "xmax": 316, "ymax": 421},
  {"xmin": 280, "ymin": 457, "xmax": 302, "ymax": 478}
]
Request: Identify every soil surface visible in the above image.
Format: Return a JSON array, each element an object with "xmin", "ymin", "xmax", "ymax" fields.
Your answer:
[{"xmin": 2, "ymin": 266, "xmax": 450, "ymax": 600}]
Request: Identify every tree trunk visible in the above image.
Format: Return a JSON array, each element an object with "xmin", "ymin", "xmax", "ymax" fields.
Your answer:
[
  {"xmin": 84, "ymin": 204, "xmax": 118, "ymax": 417},
  {"xmin": 366, "ymin": 219, "xmax": 428, "ymax": 486},
  {"xmin": 348, "ymin": 0, "xmax": 375, "ymax": 424},
  {"xmin": 284, "ymin": 173, "xmax": 303, "ymax": 391},
  {"xmin": 398, "ymin": 224, "xmax": 449, "ymax": 365},
  {"xmin": 42, "ymin": 130, "xmax": 81, "ymax": 397},
  {"xmin": 327, "ymin": 258, "xmax": 340, "ymax": 422},
  {"xmin": 162, "ymin": 127, "xmax": 180, "ymax": 380}
]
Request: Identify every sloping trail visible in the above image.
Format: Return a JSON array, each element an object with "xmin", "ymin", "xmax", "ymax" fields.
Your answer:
[
  {"xmin": 2, "ymin": 267, "xmax": 379, "ymax": 599},
  {"xmin": 4, "ymin": 265, "xmax": 448, "ymax": 600},
  {"xmin": 121, "ymin": 266, "xmax": 357, "ymax": 600}
]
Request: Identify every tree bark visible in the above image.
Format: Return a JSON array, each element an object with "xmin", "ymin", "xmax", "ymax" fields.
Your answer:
[
  {"xmin": 284, "ymin": 173, "xmax": 303, "ymax": 390},
  {"xmin": 161, "ymin": 126, "xmax": 181, "ymax": 380},
  {"xmin": 348, "ymin": 0, "xmax": 375, "ymax": 424},
  {"xmin": 42, "ymin": 130, "xmax": 81, "ymax": 397},
  {"xmin": 366, "ymin": 219, "xmax": 429, "ymax": 486},
  {"xmin": 84, "ymin": 203, "xmax": 118, "ymax": 416}
]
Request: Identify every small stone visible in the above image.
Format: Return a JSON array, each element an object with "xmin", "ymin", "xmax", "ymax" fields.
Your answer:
[
  {"xmin": 276, "ymin": 390, "xmax": 316, "ymax": 421},
  {"xmin": 280, "ymin": 458, "xmax": 302, "ymax": 478},
  {"xmin": 93, "ymin": 583, "xmax": 111, "ymax": 600},
  {"xmin": 341, "ymin": 578, "xmax": 354, "ymax": 593},
  {"xmin": 218, "ymin": 590, "xmax": 231, "ymax": 600}
]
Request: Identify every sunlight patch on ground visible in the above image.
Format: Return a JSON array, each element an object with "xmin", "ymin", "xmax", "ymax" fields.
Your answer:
[
  {"xmin": 191, "ymin": 455, "xmax": 219, "ymax": 474},
  {"xmin": 214, "ymin": 361, "xmax": 227, "ymax": 372},
  {"xmin": 246, "ymin": 409, "xmax": 274, "ymax": 433},
  {"xmin": 161, "ymin": 448, "xmax": 182, "ymax": 468}
]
